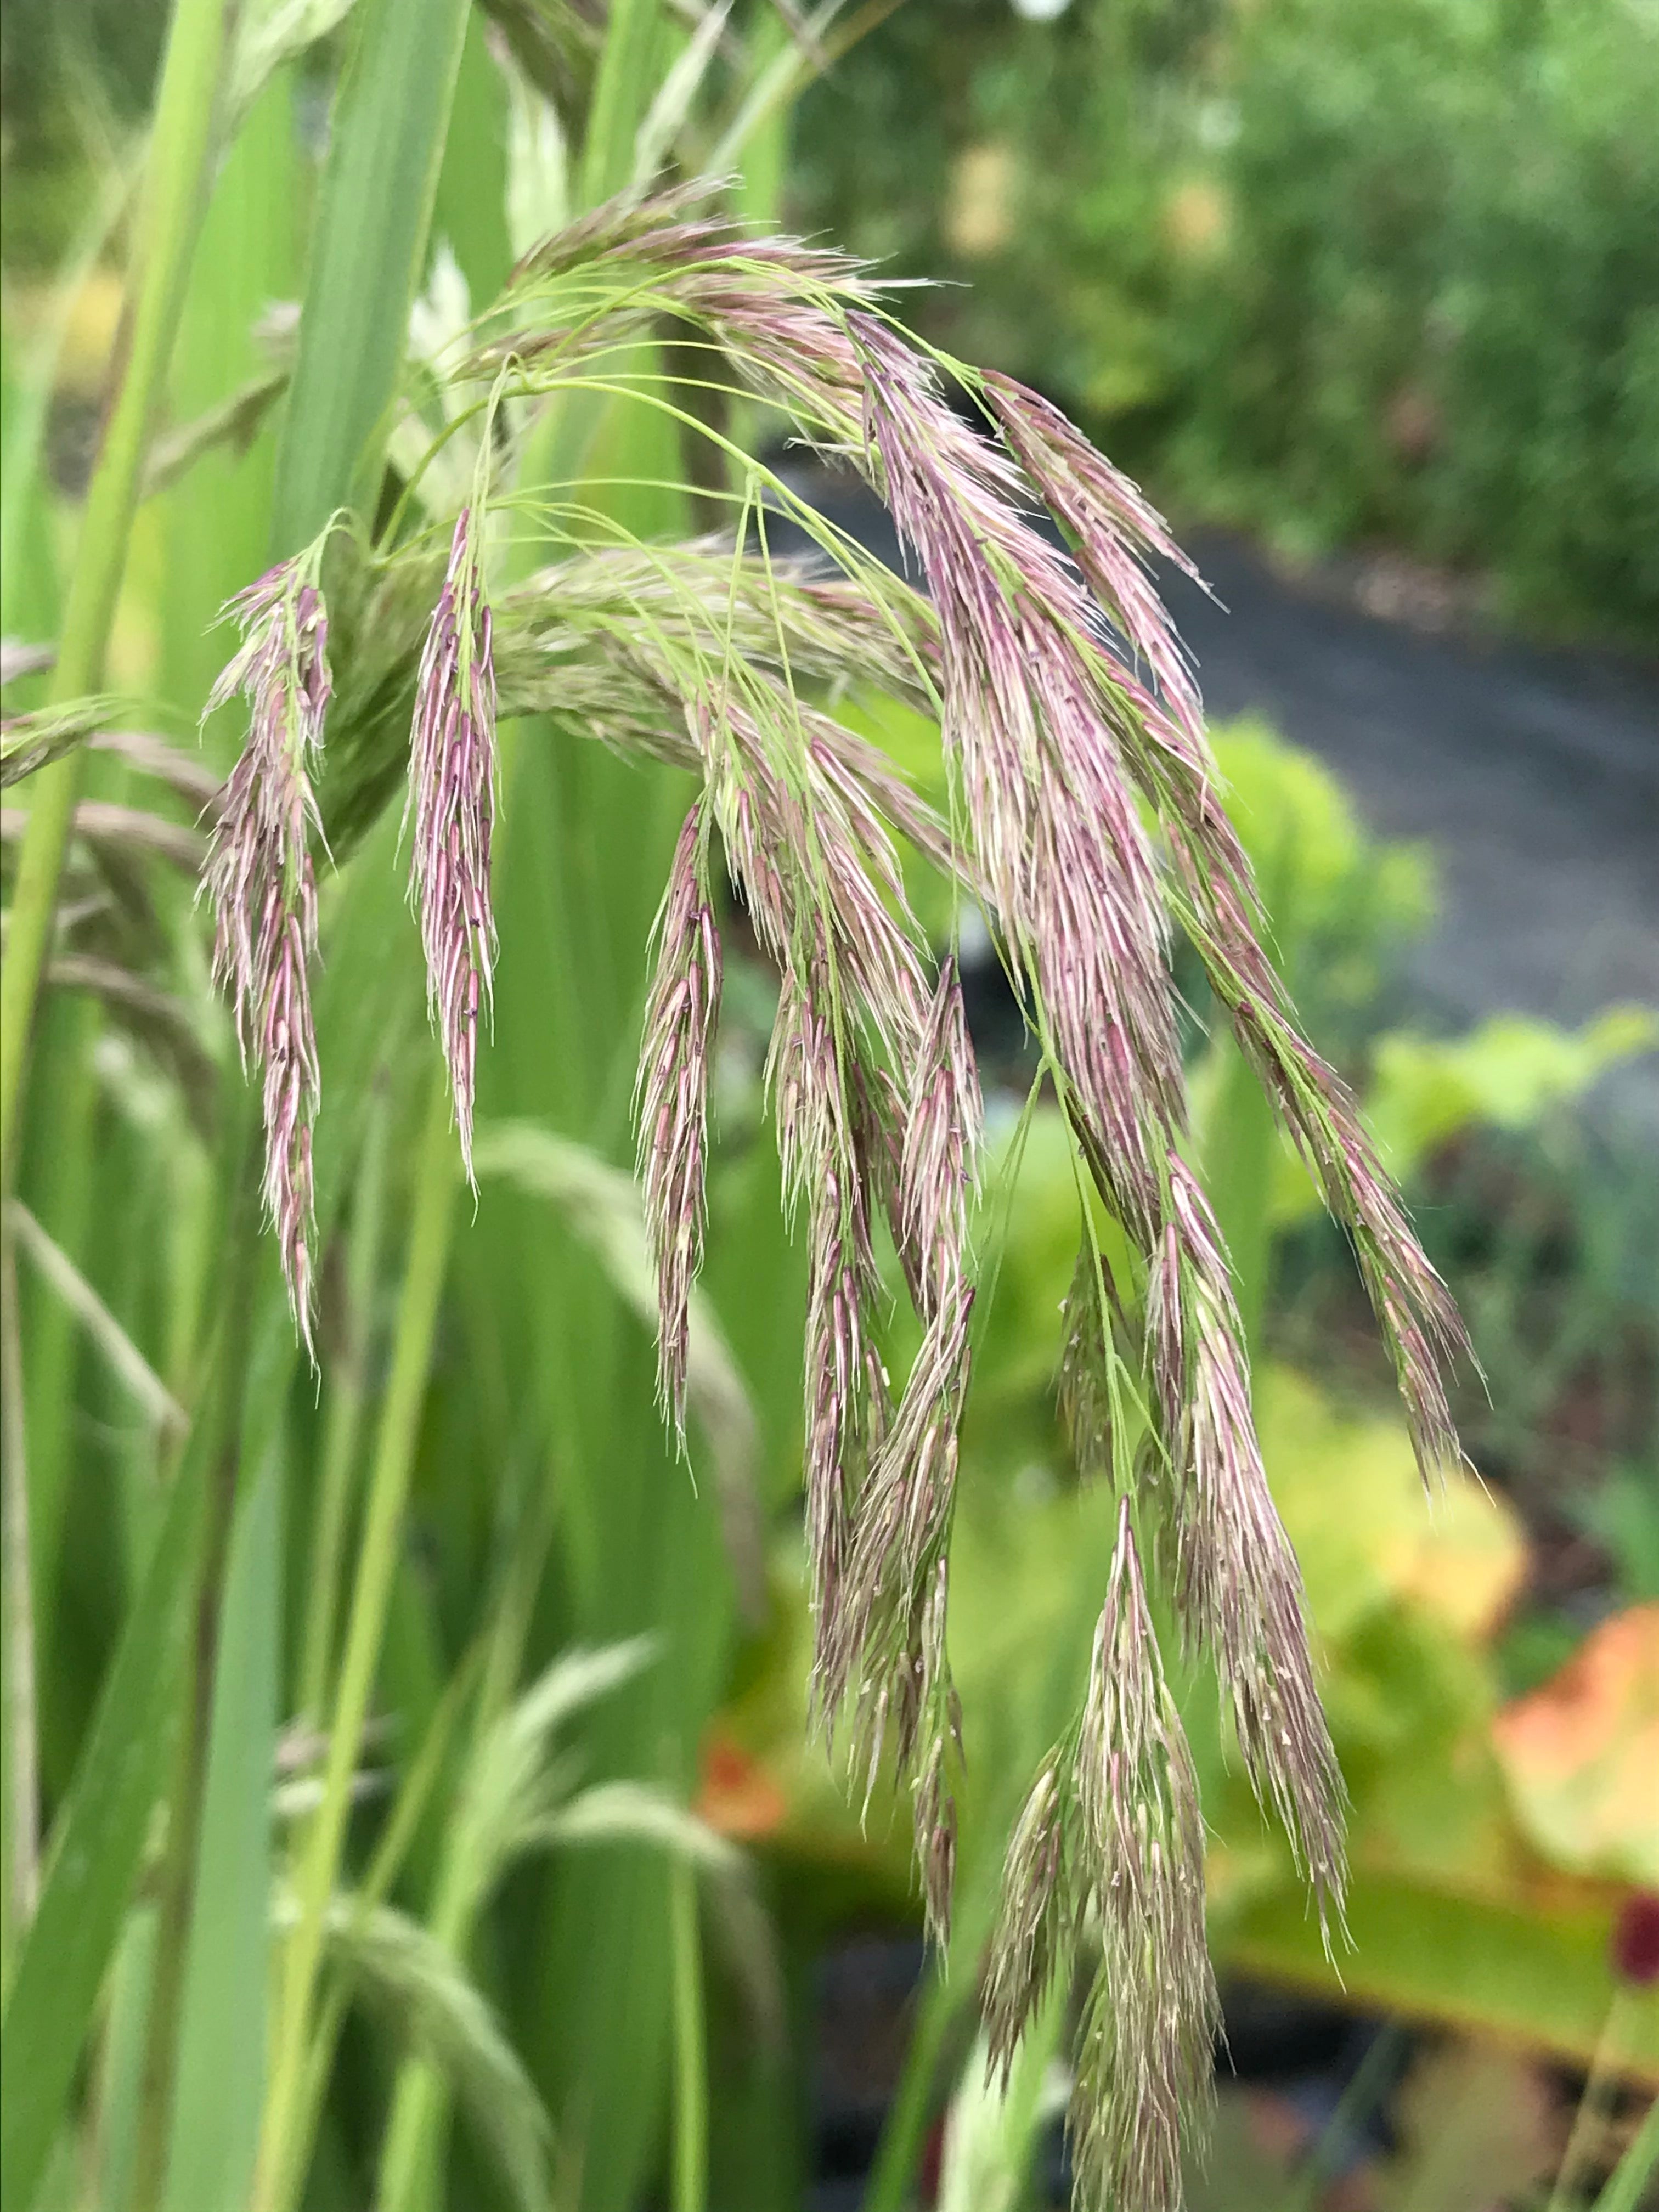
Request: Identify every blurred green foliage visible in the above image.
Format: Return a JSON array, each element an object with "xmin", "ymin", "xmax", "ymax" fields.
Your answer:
[{"xmin": 793, "ymin": 0, "xmax": 1659, "ymax": 635}]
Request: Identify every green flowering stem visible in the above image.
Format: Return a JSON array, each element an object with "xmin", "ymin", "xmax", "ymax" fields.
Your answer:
[
  {"xmin": 296, "ymin": 1085, "xmax": 391, "ymax": 1727},
  {"xmin": 0, "ymin": 0, "xmax": 234, "ymax": 1194},
  {"xmin": 253, "ymin": 1077, "xmax": 458, "ymax": 2212},
  {"xmin": 1, "ymin": 1228, "xmax": 37, "ymax": 1988},
  {"xmin": 670, "ymin": 1858, "xmax": 709, "ymax": 2212}
]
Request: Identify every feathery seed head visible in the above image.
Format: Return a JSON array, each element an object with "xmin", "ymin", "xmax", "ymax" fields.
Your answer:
[
  {"xmin": 1070, "ymin": 1499, "xmax": 1218, "ymax": 2212},
  {"xmin": 912, "ymin": 1617, "xmax": 961, "ymax": 1946},
  {"xmin": 984, "ymin": 371, "xmax": 1207, "ymax": 759},
  {"xmin": 899, "ymin": 958, "xmax": 981, "ymax": 1319},
  {"xmin": 204, "ymin": 553, "xmax": 331, "ymax": 1351},
  {"xmin": 407, "ymin": 505, "xmax": 499, "ymax": 1180},
  {"xmin": 982, "ymin": 1758, "xmax": 1073, "ymax": 2085},
  {"xmin": 1159, "ymin": 1160, "xmax": 1347, "ymax": 1916},
  {"xmin": 210, "ymin": 196, "xmax": 1480, "ymax": 2206}
]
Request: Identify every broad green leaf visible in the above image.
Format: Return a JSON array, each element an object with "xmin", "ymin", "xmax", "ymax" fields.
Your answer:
[
  {"xmin": 936, "ymin": 2007, "xmax": 1067, "ymax": 2212},
  {"xmin": 578, "ymin": 0, "xmax": 666, "ymax": 209},
  {"xmin": 432, "ymin": 10, "xmax": 513, "ymax": 308},
  {"xmin": 161, "ymin": 64, "xmax": 300, "ymax": 733},
  {"xmin": 92, "ymin": 1909, "xmax": 160, "ymax": 2212},
  {"xmin": 1211, "ymin": 715, "xmax": 1435, "ymax": 938},
  {"xmin": 1259, "ymin": 1364, "xmax": 1527, "ymax": 1651},
  {"xmin": 0, "ymin": 1457, "xmax": 205, "ymax": 2210},
  {"xmin": 1375, "ymin": 2044, "xmax": 1553, "ymax": 2212},
  {"xmin": 161, "ymin": 1454, "xmax": 282, "ymax": 2212},
  {"xmin": 270, "ymin": 0, "xmax": 473, "ymax": 553},
  {"xmin": 1226, "ymin": 1871, "xmax": 1659, "ymax": 2077}
]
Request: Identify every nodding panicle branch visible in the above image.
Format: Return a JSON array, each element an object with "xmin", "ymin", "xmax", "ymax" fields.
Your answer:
[{"xmin": 406, "ymin": 504, "xmax": 499, "ymax": 1181}]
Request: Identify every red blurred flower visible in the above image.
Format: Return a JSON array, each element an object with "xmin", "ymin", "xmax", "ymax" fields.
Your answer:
[{"xmin": 1612, "ymin": 1892, "xmax": 1659, "ymax": 1987}]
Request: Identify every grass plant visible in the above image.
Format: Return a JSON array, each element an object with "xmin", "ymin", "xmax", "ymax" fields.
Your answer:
[{"xmin": 2, "ymin": 9, "xmax": 1643, "ymax": 2212}]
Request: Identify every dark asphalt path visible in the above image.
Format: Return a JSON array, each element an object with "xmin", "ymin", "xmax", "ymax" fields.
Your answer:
[
  {"xmin": 776, "ymin": 467, "xmax": 1659, "ymax": 1141},
  {"xmin": 1163, "ymin": 538, "xmax": 1659, "ymax": 1037}
]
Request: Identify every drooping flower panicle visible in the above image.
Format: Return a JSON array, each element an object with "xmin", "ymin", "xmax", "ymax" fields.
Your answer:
[
  {"xmin": 407, "ymin": 504, "xmax": 499, "ymax": 1179},
  {"xmin": 203, "ymin": 555, "xmax": 331, "ymax": 1350},
  {"xmin": 198, "ymin": 188, "xmax": 1481, "ymax": 2212}
]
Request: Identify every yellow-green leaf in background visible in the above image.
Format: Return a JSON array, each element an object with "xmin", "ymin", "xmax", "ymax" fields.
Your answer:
[
  {"xmin": 1365, "ymin": 1008, "xmax": 1659, "ymax": 1182},
  {"xmin": 1260, "ymin": 1365, "xmax": 1528, "ymax": 1647},
  {"xmin": 1228, "ymin": 1871, "xmax": 1658, "ymax": 2080},
  {"xmin": 1493, "ymin": 1606, "xmax": 1659, "ymax": 1887}
]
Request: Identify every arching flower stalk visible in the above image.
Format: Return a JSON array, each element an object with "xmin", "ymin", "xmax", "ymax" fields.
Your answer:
[
  {"xmin": 202, "ymin": 546, "xmax": 332, "ymax": 1350},
  {"xmin": 406, "ymin": 501, "xmax": 499, "ymax": 1179}
]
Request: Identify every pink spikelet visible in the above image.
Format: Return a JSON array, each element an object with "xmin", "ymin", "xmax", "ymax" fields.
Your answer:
[
  {"xmin": 850, "ymin": 316, "xmax": 1181, "ymax": 1234},
  {"xmin": 1153, "ymin": 1159, "xmax": 1347, "ymax": 1917},
  {"xmin": 1070, "ymin": 1498, "xmax": 1218, "ymax": 2212},
  {"xmin": 983, "ymin": 1498, "xmax": 1217, "ymax": 2212},
  {"xmin": 982, "ymin": 371, "xmax": 1208, "ymax": 762},
  {"xmin": 899, "ymin": 958, "xmax": 981, "ymax": 1319},
  {"xmin": 766, "ymin": 963, "xmax": 881, "ymax": 1661},
  {"xmin": 203, "ymin": 558, "xmax": 331, "ymax": 1351},
  {"xmin": 637, "ymin": 802, "xmax": 722, "ymax": 1435},
  {"xmin": 407, "ymin": 506, "xmax": 498, "ymax": 1179}
]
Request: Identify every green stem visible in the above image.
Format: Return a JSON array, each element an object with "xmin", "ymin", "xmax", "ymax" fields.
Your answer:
[
  {"xmin": 1593, "ymin": 2081, "xmax": 1659, "ymax": 2212},
  {"xmin": 0, "ymin": 0, "xmax": 234, "ymax": 1193},
  {"xmin": 297, "ymin": 1085, "xmax": 391, "ymax": 1726},
  {"xmin": 1283, "ymin": 2022, "xmax": 1404, "ymax": 2212},
  {"xmin": 1, "ymin": 1229, "xmax": 38, "ymax": 1989},
  {"xmin": 123, "ymin": 1385, "xmax": 245, "ymax": 2211},
  {"xmin": 254, "ymin": 1076, "xmax": 458, "ymax": 2212},
  {"xmin": 863, "ymin": 1962, "xmax": 959, "ymax": 2212},
  {"xmin": 375, "ymin": 1453, "xmax": 559, "ymax": 2212},
  {"xmin": 669, "ymin": 1859, "xmax": 708, "ymax": 2212},
  {"xmin": 1547, "ymin": 1994, "xmax": 1631, "ymax": 2212},
  {"xmin": 1202, "ymin": 823, "xmax": 1302, "ymax": 1373}
]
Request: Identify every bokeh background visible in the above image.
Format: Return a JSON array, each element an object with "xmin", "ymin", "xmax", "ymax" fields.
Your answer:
[{"xmin": 2, "ymin": 3, "xmax": 1656, "ymax": 2209}]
